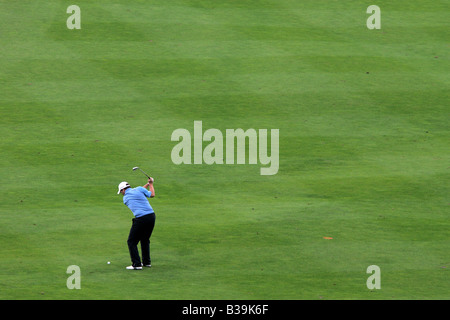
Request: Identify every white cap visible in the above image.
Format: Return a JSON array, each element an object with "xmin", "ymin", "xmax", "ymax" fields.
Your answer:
[{"xmin": 117, "ymin": 181, "xmax": 130, "ymax": 194}]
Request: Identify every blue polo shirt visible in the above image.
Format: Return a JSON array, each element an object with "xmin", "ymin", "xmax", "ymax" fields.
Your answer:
[{"xmin": 123, "ymin": 187, "xmax": 154, "ymax": 218}]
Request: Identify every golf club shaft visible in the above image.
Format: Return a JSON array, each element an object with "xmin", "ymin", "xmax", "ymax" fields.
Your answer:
[{"xmin": 138, "ymin": 168, "xmax": 151, "ymax": 179}]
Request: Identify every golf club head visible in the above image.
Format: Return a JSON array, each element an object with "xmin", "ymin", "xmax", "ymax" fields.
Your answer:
[{"xmin": 132, "ymin": 167, "xmax": 139, "ymax": 171}]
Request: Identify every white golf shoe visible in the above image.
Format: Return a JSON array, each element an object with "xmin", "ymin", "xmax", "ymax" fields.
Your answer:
[{"xmin": 126, "ymin": 265, "xmax": 142, "ymax": 270}]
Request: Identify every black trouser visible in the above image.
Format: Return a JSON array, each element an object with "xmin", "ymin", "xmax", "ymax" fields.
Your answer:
[{"xmin": 127, "ymin": 213, "xmax": 155, "ymax": 267}]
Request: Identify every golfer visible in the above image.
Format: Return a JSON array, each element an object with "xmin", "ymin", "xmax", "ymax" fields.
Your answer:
[{"xmin": 117, "ymin": 178, "xmax": 156, "ymax": 270}]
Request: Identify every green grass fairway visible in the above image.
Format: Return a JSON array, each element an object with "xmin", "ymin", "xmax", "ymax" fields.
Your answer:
[{"xmin": 1, "ymin": 0, "xmax": 448, "ymax": 300}]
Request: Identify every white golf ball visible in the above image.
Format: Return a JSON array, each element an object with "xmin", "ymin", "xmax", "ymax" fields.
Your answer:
[{"xmin": 107, "ymin": 261, "xmax": 111, "ymax": 264}]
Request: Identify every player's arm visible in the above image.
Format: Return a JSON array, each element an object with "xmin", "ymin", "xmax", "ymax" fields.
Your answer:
[{"xmin": 144, "ymin": 178, "xmax": 155, "ymax": 198}]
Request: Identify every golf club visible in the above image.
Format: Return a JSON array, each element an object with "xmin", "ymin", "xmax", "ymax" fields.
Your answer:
[{"xmin": 132, "ymin": 167, "xmax": 153, "ymax": 181}]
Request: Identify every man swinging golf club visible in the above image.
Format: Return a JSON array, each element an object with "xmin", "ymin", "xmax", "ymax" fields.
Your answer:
[{"xmin": 117, "ymin": 175, "xmax": 156, "ymax": 270}]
